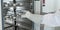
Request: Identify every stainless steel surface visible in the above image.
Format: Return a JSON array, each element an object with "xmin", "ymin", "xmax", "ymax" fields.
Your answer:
[{"xmin": 4, "ymin": 15, "xmax": 33, "ymax": 30}]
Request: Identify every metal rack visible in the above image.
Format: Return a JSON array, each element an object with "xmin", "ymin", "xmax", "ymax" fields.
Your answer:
[{"xmin": 2, "ymin": 0, "xmax": 34, "ymax": 30}]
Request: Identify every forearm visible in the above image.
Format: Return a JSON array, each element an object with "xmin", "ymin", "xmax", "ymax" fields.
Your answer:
[{"xmin": 27, "ymin": 14, "xmax": 42, "ymax": 23}]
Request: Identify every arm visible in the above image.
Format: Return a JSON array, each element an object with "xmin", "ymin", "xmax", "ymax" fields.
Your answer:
[
  {"xmin": 27, "ymin": 14, "xmax": 42, "ymax": 23},
  {"xmin": 21, "ymin": 11, "xmax": 42, "ymax": 23}
]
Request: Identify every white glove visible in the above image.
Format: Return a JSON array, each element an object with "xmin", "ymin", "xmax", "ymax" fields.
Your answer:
[{"xmin": 21, "ymin": 11, "xmax": 32, "ymax": 18}]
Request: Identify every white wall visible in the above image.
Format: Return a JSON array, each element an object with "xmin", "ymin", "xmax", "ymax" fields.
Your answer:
[
  {"xmin": 56, "ymin": 0, "xmax": 60, "ymax": 10},
  {"xmin": 42, "ymin": 0, "xmax": 60, "ymax": 13},
  {"xmin": 42, "ymin": 0, "xmax": 56, "ymax": 13}
]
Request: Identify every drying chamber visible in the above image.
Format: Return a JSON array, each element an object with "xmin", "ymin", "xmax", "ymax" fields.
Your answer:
[{"xmin": 2, "ymin": 0, "xmax": 34, "ymax": 30}]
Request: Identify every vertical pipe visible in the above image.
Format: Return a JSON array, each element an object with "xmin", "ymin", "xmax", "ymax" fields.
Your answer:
[
  {"xmin": 13, "ymin": 0, "xmax": 17, "ymax": 30},
  {"xmin": 34, "ymin": 0, "xmax": 43, "ymax": 30},
  {"xmin": 34, "ymin": 0, "xmax": 41, "ymax": 30},
  {"xmin": 34, "ymin": 0, "xmax": 41, "ymax": 14},
  {"xmin": 14, "ymin": 7, "xmax": 17, "ymax": 30},
  {"xmin": 40, "ymin": 0, "xmax": 43, "ymax": 15},
  {"xmin": 13, "ymin": 0, "xmax": 16, "ymax": 3}
]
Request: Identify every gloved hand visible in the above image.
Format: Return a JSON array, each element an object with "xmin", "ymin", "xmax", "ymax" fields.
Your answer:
[{"xmin": 21, "ymin": 11, "xmax": 32, "ymax": 18}]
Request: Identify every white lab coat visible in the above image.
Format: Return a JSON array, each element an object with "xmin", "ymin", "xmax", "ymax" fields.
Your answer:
[
  {"xmin": 42, "ymin": 9, "xmax": 60, "ymax": 27},
  {"xmin": 41, "ymin": 10, "xmax": 60, "ymax": 30},
  {"xmin": 41, "ymin": 14, "xmax": 60, "ymax": 27},
  {"xmin": 42, "ymin": 14, "xmax": 60, "ymax": 30}
]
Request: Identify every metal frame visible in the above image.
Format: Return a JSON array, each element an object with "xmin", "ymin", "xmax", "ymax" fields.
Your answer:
[{"xmin": 1, "ymin": 0, "xmax": 35, "ymax": 30}]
